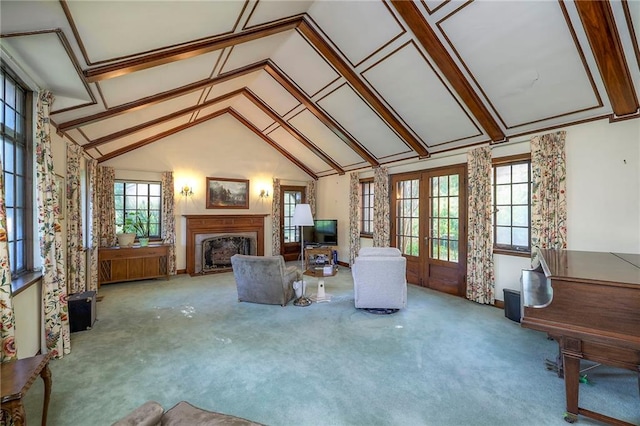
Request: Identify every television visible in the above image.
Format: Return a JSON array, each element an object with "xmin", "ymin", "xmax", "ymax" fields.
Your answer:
[{"xmin": 303, "ymin": 219, "xmax": 338, "ymax": 246}]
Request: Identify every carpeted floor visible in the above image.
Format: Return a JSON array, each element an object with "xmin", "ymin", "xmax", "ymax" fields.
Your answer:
[{"xmin": 22, "ymin": 267, "xmax": 639, "ymax": 425}]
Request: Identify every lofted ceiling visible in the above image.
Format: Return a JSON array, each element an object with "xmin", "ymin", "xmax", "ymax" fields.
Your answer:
[{"xmin": 1, "ymin": 0, "xmax": 639, "ymax": 179}]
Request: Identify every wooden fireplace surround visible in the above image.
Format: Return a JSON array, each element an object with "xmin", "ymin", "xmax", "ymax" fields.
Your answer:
[{"xmin": 184, "ymin": 214, "xmax": 268, "ymax": 276}]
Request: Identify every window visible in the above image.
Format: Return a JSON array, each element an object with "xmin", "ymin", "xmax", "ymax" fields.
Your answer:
[
  {"xmin": 282, "ymin": 189, "xmax": 302, "ymax": 244},
  {"xmin": 492, "ymin": 155, "xmax": 531, "ymax": 254},
  {"xmin": 1, "ymin": 65, "xmax": 32, "ymax": 278},
  {"xmin": 114, "ymin": 181, "xmax": 162, "ymax": 238},
  {"xmin": 395, "ymin": 178, "xmax": 420, "ymax": 256},
  {"xmin": 360, "ymin": 179, "xmax": 373, "ymax": 236}
]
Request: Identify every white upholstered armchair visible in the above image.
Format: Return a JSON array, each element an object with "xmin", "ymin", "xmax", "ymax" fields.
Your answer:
[{"xmin": 351, "ymin": 247, "xmax": 407, "ymax": 310}]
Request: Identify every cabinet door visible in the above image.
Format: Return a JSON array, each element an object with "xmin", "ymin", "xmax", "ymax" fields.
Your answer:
[{"xmin": 111, "ymin": 259, "xmax": 129, "ymax": 282}]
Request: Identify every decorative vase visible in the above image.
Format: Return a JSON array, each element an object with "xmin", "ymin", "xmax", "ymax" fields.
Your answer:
[
  {"xmin": 116, "ymin": 233, "xmax": 136, "ymax": 247},
  {"xmin": 139, "ymin": 237, "xmax": 149, "ymax": 247}
]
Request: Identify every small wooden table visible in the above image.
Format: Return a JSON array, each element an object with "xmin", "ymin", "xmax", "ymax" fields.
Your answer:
[
  {"xmin": 1, "ymin": 352, "xmax": 53, "ymax": 426},
  {"xmin": 304, "ymin": 266, "xmax": 338, "ymax": 303}
]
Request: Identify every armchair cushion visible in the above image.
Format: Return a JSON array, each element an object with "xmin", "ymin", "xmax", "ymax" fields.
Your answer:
[
  {"xmin": 352, "ymin": 247, "xmax": 407, "ymax": 310},
  {"xmin": 230, "ymin": 254, "xmax": 299, "ymax": 306}
]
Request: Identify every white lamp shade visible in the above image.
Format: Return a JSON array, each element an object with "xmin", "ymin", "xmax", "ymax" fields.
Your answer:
[{"xmin": 292, "ymin": 204, "xmax": 314, "ymax": 226}]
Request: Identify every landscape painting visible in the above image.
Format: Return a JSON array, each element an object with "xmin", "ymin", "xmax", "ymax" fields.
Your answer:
[{"xmin": 206, "ymin": 177, "xmax": 249, "ymax": 209}]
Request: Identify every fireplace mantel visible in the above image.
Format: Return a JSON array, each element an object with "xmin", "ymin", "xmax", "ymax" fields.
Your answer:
[{"xmin": 184, "ymin": 214, "xmax": 268, "ymax": 276}]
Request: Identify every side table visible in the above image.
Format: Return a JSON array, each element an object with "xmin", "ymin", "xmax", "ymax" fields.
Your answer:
[
  {"xmin": 1, "ymin": 352, "xmax": 53, "ymax": 426},
  {"xmin": 304, "ymin": 265, "xmax": 338, "ymax": 303}
]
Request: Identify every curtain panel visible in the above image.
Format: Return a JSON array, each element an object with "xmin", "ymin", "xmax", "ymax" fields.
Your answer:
[
  {"xmin": 161, "ymin": 172, "xmax": 177, "ymax": 275},
  {"xmin": 271, "ymin": 178, "xmax": 281, "ymax": 256},
  {"xmin": 306, "ymin": 180, "xmax": 316, "ymax": 216},
  {"xmin": 0, "ymin": 158, "xmax": 17, "ymax": 362},
  {"xmin": 531, "ymin": 131, "xmax": 567, "ymax": 255},
  {"xmin": 466, "ymin": 146, "xmax": 495, "ymax": 304},
  {"xmin": 373, "ymin": 167, "xmax": 390, "ymax": 247},
  {"xmin": 36, "ymin": 91, "xmax": 71, "ymax": 358},
  {"xmin": 349, "ymin": 172, "xmax": 361, "ymax": 265},
  {"xmin": 66, "ymin": 141, "xmax": 86, "ymax": 294},
  {"xmin": 87, "ymin": 159, "xmax": 99, "ymax": 290},
  {"xmin": 97, "ymin": 166, "xmax": 116, "ymax": 247}
]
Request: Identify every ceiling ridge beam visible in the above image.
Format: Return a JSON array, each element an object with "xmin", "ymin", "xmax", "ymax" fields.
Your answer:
[
  {"xmin": 390, "ymin": 0, "xmax": 506, "ymax": 143},
  {"xmin": 297, "ymin": 19, "xmax": 430, "ymax": 158},
  {"xmin": 264, "ymin": 62, "xmax": 379, "ymax": 167},
  {"xmin": 84, "ymin": 15, "xmax": 303, "ymax": 82},
  {"xmin": 97, "ymin": 109, "xmax": 228, "ymax": 163},
  {"xmin": 242, "ymin": 89, "xmax": 344, "ymax": 175},
  {"xmin": 227, "ymin": 108, "xmax": 319, "ymax": 179},
  {"xmin": 574, "ymin": 0, "xmax": 639, "ymax": 117},
  {"xmin": 83, "ymin": 89, "xmax": 245, "ymax": 150},
  {"xmin": 58, "ymin": 60, "xmax": 267, "ymax": 132}
]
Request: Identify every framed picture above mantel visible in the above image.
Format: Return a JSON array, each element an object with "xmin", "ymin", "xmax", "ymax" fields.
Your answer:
[{"xmin": 206, "ymin": 177, "xmax": 249, "ymax": 209}]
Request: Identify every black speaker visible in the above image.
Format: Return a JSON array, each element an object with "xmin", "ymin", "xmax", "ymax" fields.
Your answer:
[
  {"xmin": 68, "ymin": 291, "xmax": 96, "ymax": 332},
  {"xmin": 503, "ymin": 289, "xmax": 521, "ymax": 323}
]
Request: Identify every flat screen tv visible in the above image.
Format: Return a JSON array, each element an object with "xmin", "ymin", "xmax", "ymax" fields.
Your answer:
[{"xmin": 303, "ymin": 219, "xmax": 338, "ymax": 246}]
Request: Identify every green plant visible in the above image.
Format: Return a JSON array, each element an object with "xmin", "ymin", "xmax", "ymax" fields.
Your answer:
[{"xmin": 123, "ymin": 211, "xmax": 150, "ymax": 238}]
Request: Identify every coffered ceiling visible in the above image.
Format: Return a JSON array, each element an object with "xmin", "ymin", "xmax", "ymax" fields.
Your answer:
[{"xmin": 1, "ymin": 1, "xmax": 639, "ymax": 179}]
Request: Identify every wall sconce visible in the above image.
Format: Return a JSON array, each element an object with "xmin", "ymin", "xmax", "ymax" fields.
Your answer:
[
  {"xmin": 259, "ymin": 189, "xmax": 270, "ymax": 198},
  {"xmin": 180, "ymin": 185, "xmax": 194, "ymax": 197}
]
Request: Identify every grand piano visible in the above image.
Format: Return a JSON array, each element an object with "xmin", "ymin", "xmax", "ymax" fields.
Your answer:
[{"xmin": 521, "ymin": 249, "xmax": 640, "ymax": 425}]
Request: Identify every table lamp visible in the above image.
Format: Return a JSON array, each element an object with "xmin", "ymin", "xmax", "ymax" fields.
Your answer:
[{"xmin": 292, "ymin": 203, "xmax": 314, "ymax": 307}]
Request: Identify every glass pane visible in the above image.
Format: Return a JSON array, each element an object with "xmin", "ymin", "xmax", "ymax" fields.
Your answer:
[
  {"xmin": 402, "ymin": 199, "xmax": 412, "ymax": 217},
  {"xmin": 137, "ymin": 197, "xmax": 148, "ymax": 209},
  {"xmin": 16, "ymin": 88, "xmax": 24, "ymax": 112},
  {"xmin": 450, "ymin": 197, "xmax": 459, "ymax": 218},
  {"xmin": 126, "ymin": 182, "xmax": 136, "ymax": 194},
  {"xmin": 512, "ymin": 183, "xmax": 528, "ymax": 204},
  {"xmin": 5, "ymin": 108, "xmax": 15, "ymax": 136},
  {"xmin": 15, "ymin": 208, "xmax": 24, "ymax": 239},
  {"xmin": 449, "ymin": 175, "xmax": 459, "ymax": 196},
  {"xmin": 512, "ymin": 163, "xmax": 529, "ymax": 183},
  {"xmin": 439, "ymin": 239, "xmax": 449, "ymax": 261},
  {"xmin": 15, "ymin": 145, "xmax": 24, "ymax": 175},
  {"xmin": 411, "ymin": 180, "xmax": 419, "ymax": 197},
  {"xmin": 496, "ymin": 185, "xmax": 511, "ymax": 205},
  {"xmin": 15, "ymin": 240, "xmax": 24, "ymax": 271},
  {"xmin": 4, "ymin": 174, "xmax": 14, "ymax": 206},
  {"xmin": 6, "ymin": 79, "xmax": 15, "ymax": 105},
  {"xmin": 15, "ymin": 176, "xmax": 23, "ymax": 205},
  {"xmin": 496, "ymin": 207, "xmax": 511, "ymax": 226},
  {"xmin": 431, "ymin": 198, "xmax": 438, "ymax": 217},
  {"xmin": 114, "ymin": 182, "xmax": 124, "ymax": 195},
  {"xmin": 115, "ymin": 210, "xmax": 124, "ymax": 225},
  {"xmin": 495, "ymin": 165, "xmax": 511, "ymax": 184},
  {"xmin": 4, "ymin": 140, "xmax": 14, "ymax": 172},
  {"xmin": 512, "ymin": 206, "xmax": 529, "ymax": 227},
  {"xmin": 449, "ymin": 219, "xmax": 459, "ymax": 241},
  {"xmin": 125, "ymin": 196, "xmax": 137, "ymax": 209},
  {"xmin": 411, "ymin": 218, "xmax": 419, "ymax": 236},
  {"xmin": 149, "ymin": 197, "xmax": 160, "ymax": 210},
  {"xmin": 449, "ymin": 240, "xmax": 459, "ymax": 262},
  {"xmin": 439, "ymin": 176, "xmax": 448, "ymax": 196},
  {"xmin": 150, "ymin": 184, "xmax": 161, "ymax": 196},
  {"xmin": 0, "ymin": 104, "xmax": 4, "ymax": 126},
  {"xmin": 496, "ymin": 226, "xmax": 511, "ymax": 245},
  {"xmin": 409, "ymin": 237, "xmax": 419, "ymax": 256},
  {"xmin": 439, "ymin": 219, "xmax": 448, "ymax": 238},
  {"xmin": 137, "ymin": 183, "xmax": 148, "ymax": 196},
  {"xmin": 431, "ymin": 238, "xmax": 438, "ymax": 259},
  {"xmin": 439, "ymin": 197, "xmax": 448, "ymax": 218},
  {"xmin": 411, "ymin": 199, "xmax": 419, "ymax": 217},
  {"xmin": 431, "ymin": 218, "xmax": 438, "ymax": 237},
  {"xmin": 6, "ymin": 207, "xmax": 14, "ymax": 238},
  {"xmin": 114, "ymin": 195, "xmax": 124, "ymax": 210},
  {"xmin": 513, "ymin": 227, "xmax": 529, "ymax": 247},
  {"xmin": 15, "ymin": 114, "xmax": 23, "ymax": 139}
]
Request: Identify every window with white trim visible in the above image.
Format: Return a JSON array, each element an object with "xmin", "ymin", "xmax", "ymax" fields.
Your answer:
[{"xmin": 114, "ymin": 180, "xmax": 162, "ymax": 238}]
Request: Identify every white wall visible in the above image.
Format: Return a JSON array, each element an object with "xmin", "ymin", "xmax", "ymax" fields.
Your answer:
[
  {"xmin": 319, "ymin": 118, "xmax": 640, "ymax": 301},
  {"xmin": 103, "ymin": 114, "xmax": 311, "ymax": 268}
]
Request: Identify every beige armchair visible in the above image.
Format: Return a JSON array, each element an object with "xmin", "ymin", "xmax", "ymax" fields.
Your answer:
[
  {"xmin": 352, "ymin": 247, "xmax": 407, "ymax": 310},
  {"xmin": 230, "ymin": 254, "xmax": 300, "ymax": 306}
]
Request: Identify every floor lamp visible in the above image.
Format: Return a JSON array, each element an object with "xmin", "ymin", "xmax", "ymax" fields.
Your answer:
[{"xmin": 292, "ymin": 203, "xmax": 314, "ymax": 307}]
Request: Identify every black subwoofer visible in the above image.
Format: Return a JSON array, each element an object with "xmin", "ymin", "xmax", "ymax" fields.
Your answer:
[{"xmin": 68, "ymin": 291, "xmax": 96, "ymax": 332}]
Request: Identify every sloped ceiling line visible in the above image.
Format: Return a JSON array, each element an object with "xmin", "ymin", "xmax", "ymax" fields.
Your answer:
[
  {"xmin": 390, "ymin": 0, "xmax": 506, "ymax": 143},
  {"xmin": 575, "ymin": 0, "xmax": 639, "ymax": 117}
]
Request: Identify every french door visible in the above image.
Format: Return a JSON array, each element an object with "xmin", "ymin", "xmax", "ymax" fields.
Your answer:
[
  {"xmin": 280, "ymin": 186, "xmax": 306, "ymax": 261},
  {"xmin": 391, "ymin": 165, "xmax": 467, "ymax": 297}
]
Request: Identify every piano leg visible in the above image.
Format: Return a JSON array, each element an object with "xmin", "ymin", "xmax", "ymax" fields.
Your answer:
[{"xmin": 562, "ymin": 353, "xmax": 580, "ymax": 423}]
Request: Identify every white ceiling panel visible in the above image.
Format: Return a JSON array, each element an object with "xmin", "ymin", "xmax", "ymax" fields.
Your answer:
[
  {"xmin": 99, "ymin": 51, "xmax": 220, "ymax": 107},
  {"xmin": 247, "ymin": 72, "xmax": 300, "ymax": 116},
  {"xmin": 271, "ymin": 31, "xmax": 340, "ymax": 97},
  {"xmin": 317, "ymin": 84, "xmax": 409, "ymax": 159},
  {"xmin": 205, "ymin": 71, "xmax": 261, "ymax": 102},
  {"xmin": 267, "ymin": 126, "xmax": 332, "ymax": 173},
  {"xmin": 244, "ymin": 0, "xmax": 313, "ymax": 28},
  {"xmin": 231, "ymin": 96, "xmax": 275, "ymax": 131},
  {"xmin": 81, "ymin": 92, "xmax": 204, "ymax": 140},
  {"xmin": 66, "ymin": 0, "xmax": 246, "ymax": 63},
  {"xmin": 308, "ymin": 0, "xmax": 403, "ymax": 67},
  {"xmin": 194, "ymin": 100, "xmax": 237, "ymax": 120},
  {"xmin": 220, "ymin": 31, "xmax": 293, "ymax": 73},
  {"xmin": 288, "ymin": 110, "xmax": 363, "ymax": 167},
  {"xmin": 363, "ymin": 42, "xmax": 480, "ymax": 146},
  {"xmin": 97, "ymin": 116, "xmax": 190, "ymax": 154},
  {"xmin": 440, "ymin": 1, "xmax": 601, "ymax": 128}
]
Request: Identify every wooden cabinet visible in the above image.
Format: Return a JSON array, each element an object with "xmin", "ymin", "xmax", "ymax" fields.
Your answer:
[
  {"xmin": 304, "ymin": 247, "xmax": 335, "ymax": 270},
  {"xmin": 99, "ymin": 245, "xmax": 170, "ymax": 285}
]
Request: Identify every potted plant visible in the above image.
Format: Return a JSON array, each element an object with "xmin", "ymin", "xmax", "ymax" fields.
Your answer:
[{"xmin": 117, "ymin": 212, "xmax": 150, "ymax": 247}]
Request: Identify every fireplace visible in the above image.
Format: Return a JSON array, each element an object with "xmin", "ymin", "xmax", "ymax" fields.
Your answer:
[{"xmin": 184, "ymin": 215, "xmax": 267, "ymax": 276}]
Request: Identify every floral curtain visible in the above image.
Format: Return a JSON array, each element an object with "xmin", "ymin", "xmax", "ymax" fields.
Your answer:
[
  {"xmin": 531, "ymin": 131, "xmax": 567, "ymax": 255},
  {"xmin": 161, "ymin": 171, "xmax": 177, "ymax": 275},
  {"xmin": 0, "ymin": 158, "xmax": 17, "ymax": 362},
  {"xmin": 271, "ymin": 178, "xmax": 281, "ymax": 256},
  {"xmin": 97, "ymin": 166, "xmax": 116, "ymax": 247},
  {"xmin": 373, "ymin": 166, "xmax": 390, "ymax": 247},
  {"xmin": 36, "ymin": 91, "xmax": 70, "ymax": 359},
  {"xmin": 87, "ymin": 159, "xmax": 99, "ymax": 290},
  {"xmin": 306, "ymin": 180, "xmax": 316, "ymax": 216},
  {"xmin": 66, "ymin": 141, "xmax": 86, "ymax": 294},
  {"xmin": 349, "ymin": 172, "xmax": 361, "ymax": 265},
  {"xmin": 466, "ymin": 146, "xmax": 495, "ymax": 304}
]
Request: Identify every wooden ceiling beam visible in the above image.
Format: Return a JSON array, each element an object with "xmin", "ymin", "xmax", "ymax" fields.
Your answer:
[
  {"xmin": 574, "ymin": 0, "xmax": 639, "ymax": 117},
  {"xmin": 264, "ymin": 62, "xmax": 379, "ymax": 167},
  {"xmin": 59, "ymin": 61, "xmax": 267, "ymax": 132},
  {"xmin": 228, "ymin": 109, "xmax": 319, "ymax": 179},
  {"xmin": 84, "ymin": 16, "xmax": 303, "ymax": 82},
  {"xmin": 390, "ymin": 0, "xmax": 506, "ymax": 143},
  {"xmin": 297, "ymin": 20, "xmax": 430, "ymax": 158},
  {"xmin": 97, "ymin": 109, "xmax": 227, "ymax": 163},
  {"xmin": 242, "ymin": 89, "xmax": 345, "ymax": 175}
]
